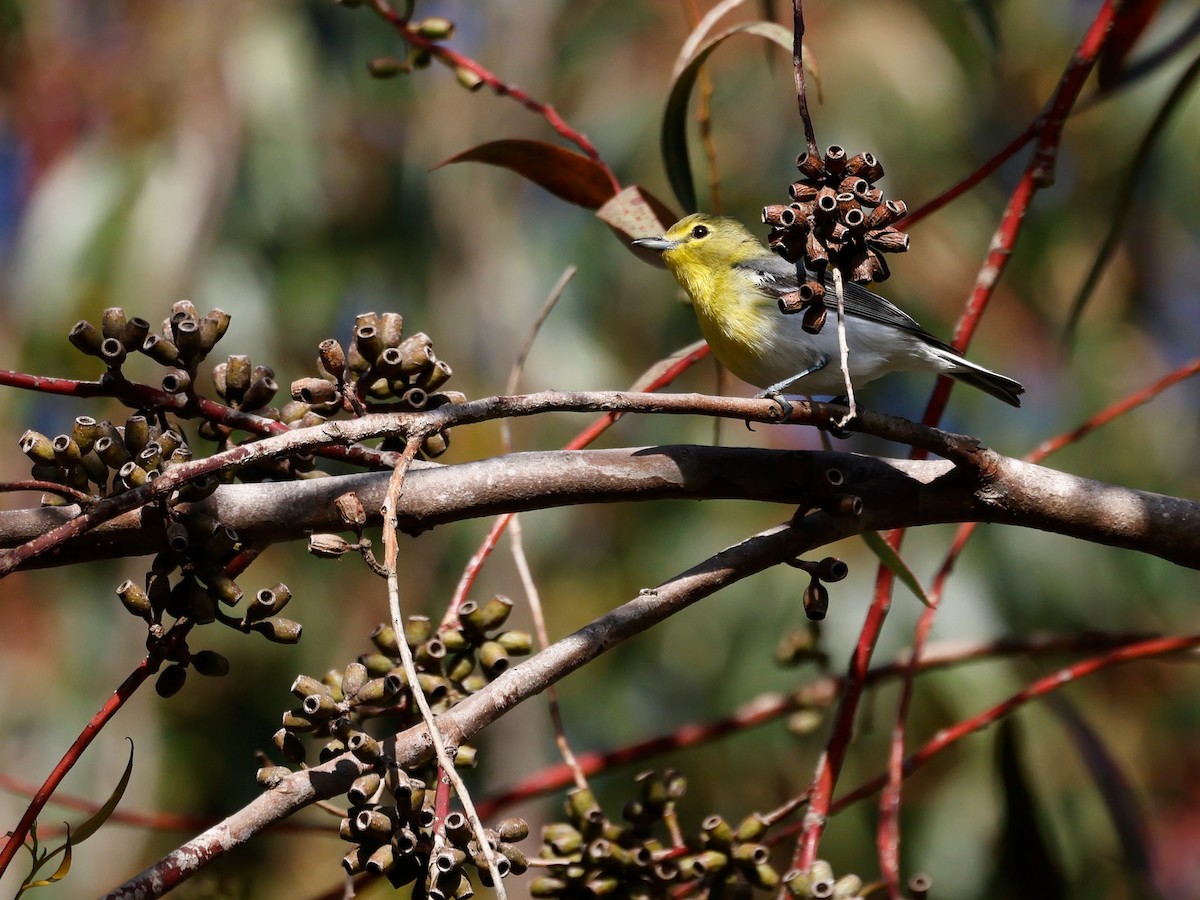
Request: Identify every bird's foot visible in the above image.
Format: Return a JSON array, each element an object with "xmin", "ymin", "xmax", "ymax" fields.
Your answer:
[{"xmin": 753, "ymin": 389, "xmax": 794, "ymax": 424}]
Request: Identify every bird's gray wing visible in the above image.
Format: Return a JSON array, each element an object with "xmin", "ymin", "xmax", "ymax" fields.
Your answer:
[{"xmin": 734, "ymin": 254, "xmax": 955, "ymax": 351}]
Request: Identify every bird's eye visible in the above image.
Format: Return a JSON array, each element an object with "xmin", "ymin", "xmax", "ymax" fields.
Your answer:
[{"xmin": 690, "ymin": 224, "xmax": 709, "ymax": 239}]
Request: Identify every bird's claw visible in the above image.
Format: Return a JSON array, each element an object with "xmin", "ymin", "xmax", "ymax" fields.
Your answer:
[{"xmin": 754, "ymin": 390, "xmax": 793, "ymax": 422}]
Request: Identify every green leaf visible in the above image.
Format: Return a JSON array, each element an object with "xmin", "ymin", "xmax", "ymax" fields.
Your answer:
[
  {"xmin": 434, "ymin": 139, "xmax": 617, "ymax": 210},
  {"xmin": 859, "ymin": 531, "xmax": 933, "ymax": 607},
  {"xmin": 71, "ymin": 739, "xmax": 135, "ymax": 844},
  {"xmin": 662, "ymin": 21, "xmax": 792, "ymax": 213}
]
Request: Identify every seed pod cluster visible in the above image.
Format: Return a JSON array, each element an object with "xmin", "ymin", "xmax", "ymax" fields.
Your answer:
[
  {"xmin": 20, "ymin": 415, "xmax": 201, "ymax": 502},
  {"xmin": 274, "ymin": 599, "xmax": 531, "ymax": 766},
  {"xmin": 262, "ymin": 603, "xmax": 534, "ymax": 891},
  {"xmin": 68, "ymin": 301, "xmax": 230, "ymax": 375},
  {"xmin": 528, "ymin": 772, "xmax": 824, "ymax": 900},
  {"xmin": 761, "ymin": 147, "xmax": 910, "ymax": 334}
]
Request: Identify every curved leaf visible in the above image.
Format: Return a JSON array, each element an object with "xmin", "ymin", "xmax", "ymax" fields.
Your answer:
[
  {"xmin": 435, "ymin": 139, "xmax": 617, "ymax": 210},
  {"xmin": 596, "ymin": 185, "xmax": 680, "ymax": 267},
  {"xmin": 662, "ymin": 21, "xmax": 792, "ymax": 214},
  {"xmin": 860, "ymin": 530, "xmax": 933, "ymax": 607},
  {"xmin": 72, "ymin": 739, "xmax": 134, "ymax": 844}
]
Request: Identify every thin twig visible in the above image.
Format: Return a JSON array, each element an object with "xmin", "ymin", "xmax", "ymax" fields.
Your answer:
[
  {"xmin": 831, "ymin": 266, "xmax": 855, "ymax": 426},
  {"xmin": 791, "ymin": 0, "xmax": 819, "ymax": 162},
  {"xmin": 380, "ymin": 437, "xmax": 508, "ymax": 900}
]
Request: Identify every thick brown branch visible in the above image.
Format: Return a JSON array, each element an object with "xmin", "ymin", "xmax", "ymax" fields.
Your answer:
[{"xmin": 4, "ymin": 446, "xmax": 1198, "ymax": 570}]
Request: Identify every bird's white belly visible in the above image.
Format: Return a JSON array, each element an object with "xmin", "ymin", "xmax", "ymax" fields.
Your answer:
[{"xmin": 700, "ymin": 307, "xmax": 937, "ymax": 395}]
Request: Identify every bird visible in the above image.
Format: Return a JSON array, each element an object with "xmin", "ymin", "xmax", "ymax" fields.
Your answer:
[{"xmin": 632, "ymin": 213, "xmax": 1023, "ymax": 407}]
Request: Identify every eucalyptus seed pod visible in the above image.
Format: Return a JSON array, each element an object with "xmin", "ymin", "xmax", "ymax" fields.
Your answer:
[
  {"xmin": 566, "ymin": 787, "xmax": 604, "ymax": 829},
  {"xmin": 354, "ymin": 324, "xmax": 385, "ymax": 363},
  {"xmin": 496, "ymin": 817, "xmax": 530, "ymax": 843},
  {"xmin": 117, "ymin": 580, "xmax": 153, "ymax": 621},
  {"xmin": 348, "ymin": 731, "xmax": 381, "ymax": 762},
  {"xmin": 421, "ymin": 431, "xmax": 450, "ymax": 458},
  {"xmin": 240, "ymin": 370, "xmax": 278, "ymax": 411},
  {"xmin": 291, "ymin": 674, "xmax": 329, "ymax": 699},
  {"xmin": 224, "ymin": 354, "xmax": 252, "ymax": 404},
  {"xmin": 199, "ymin": 309, "xmax": 231, "ymax": 348},
  {"xmin": 173, "ymin": 316, "xmax": 204, "ymax": 363},
  {"xmin": 701, "ymin": 814, "xmax": 734, "ymax": 850},
  {"xmin": 162, "ymin": 369, "xmax": 191, "ymax": 394},
  {"xmin": 252, "ymin": 618, "xmax": 303, "ymax": 644},
  {"xmin": 100, "ymin": 307, "xmax": 127, "ymax": 341},
  {"xmin": 543, "ymin": 823, "xmax": 583, "ymax": 856},
  {"xmin": 20, "ymin": 430, "xmax": 56, "ymax": 465},
  {"xmin": 495, "ymin": 630, "xmax": 532, "ymax": 654},
  {"xmin": 318, "ymin": 338, "xmax": 347, "ymax": 380},
  {"xmin": 403, "ymin": 615, "xmax": 432, "ymax": 647},
  {"xmin": 331, "ymin": 491, "xmax": 367, "ymax": 530},
  {"xmin": 341, "ymin": 661, "xmax": 369, "ymax": 698},
  {"xmin": 292, "ymin": 377, "xmax": 339, "ymax": 405},
  {"xmin": 365, "ymin": 842, "xmax": 396, "ymax": 876},
  {"xmin": 803, "ymin": 578, "xmax": 829, "ymax": 621},
  {"xmin": 478, "ymin": 641, "xmax": 509, "ymax": 678},
  {"xmin": 281, "ymin": 709, "xmax": 315, "ymax": 731},
  {"xmin": 69, "ymin": 320, "xmax": 104, "ymax": 357},
  {"xmin": 497, "ymin": 842, "xmax": 528, "ymax": 875},
  {"xmin": 273, "ymin": 727, "xmax": 307, "ymax": 764},
  {"xmin": 348, "ymin": 772, "xmax": 382, "ymax": 806},
  {"xmin": 142, "ymin": 333, "xmax": 181, "ymax": 366},
  {"xmin": 832, "ymin": 873, "xmax": 863, "ymax": 898},
  {"xmin": 94, "ymin": 435, "xmax": 132, "ymax": 468},
  {"xmin": 444, "ymin": 811, "xmax": 472, "ymax": 846}
]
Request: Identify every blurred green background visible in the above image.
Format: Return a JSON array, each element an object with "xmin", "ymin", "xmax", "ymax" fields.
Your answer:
[{"xmin": 0, "ymin": 1, "xmax": 1198, "ymax": 897}]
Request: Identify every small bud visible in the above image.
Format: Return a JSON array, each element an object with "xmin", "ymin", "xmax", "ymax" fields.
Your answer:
[{"xmin": 403, "ymin": 615, "xmax": 432, "ymax": 647}]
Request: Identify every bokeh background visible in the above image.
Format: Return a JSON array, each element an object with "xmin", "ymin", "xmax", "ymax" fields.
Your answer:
[{"xmin": 0, "ymin": 1, "xmax": 1198, "ymax": 897}]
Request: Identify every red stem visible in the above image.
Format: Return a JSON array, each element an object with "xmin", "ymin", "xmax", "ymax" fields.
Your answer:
[
  {"xmin": 370, "ymin": 0, "xmax": 620, "ymax": 195},
  {"xmin": 792, "ymin": 1, "xmax": 1122, "ymax": 883},
  {"xmin": 0, "ymin": 625, "xmax": 189, "ymax": 879}
]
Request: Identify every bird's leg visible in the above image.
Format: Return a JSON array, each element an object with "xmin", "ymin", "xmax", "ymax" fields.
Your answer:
[
  {"xmin": 758, "ymin": 353, "xmax": 831, "ymax": 396},
  {"xmin": 750, "ymin": 353, "xmax": 831, "ymax": 422}
]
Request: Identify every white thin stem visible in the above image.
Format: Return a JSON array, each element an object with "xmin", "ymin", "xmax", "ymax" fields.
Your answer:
[
  {"xmin": 832, "ymin": 265, "xmax": 857, "ymax": 427},
  {"xmin": 382, "ymin": 439, "xmax": 508, "ymax": 900}
]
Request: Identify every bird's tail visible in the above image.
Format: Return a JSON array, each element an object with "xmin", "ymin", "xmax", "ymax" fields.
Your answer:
[{"xmin": 936, "ymin": 349, "xmax": 1025, "ymax": 407}]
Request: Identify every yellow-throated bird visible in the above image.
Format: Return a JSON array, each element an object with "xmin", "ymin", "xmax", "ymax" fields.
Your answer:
[{"xmin": 632, "ymin": 214, "xmax": 1023, "ymax": 406}]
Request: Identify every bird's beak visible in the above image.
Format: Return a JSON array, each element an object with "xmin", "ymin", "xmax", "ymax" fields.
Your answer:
[{"xmin": 631, "ymin": 236, "xmax": 679, "ymax": 253}]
